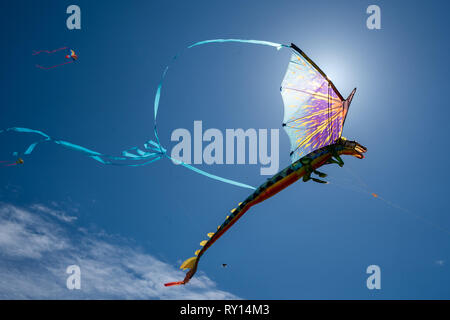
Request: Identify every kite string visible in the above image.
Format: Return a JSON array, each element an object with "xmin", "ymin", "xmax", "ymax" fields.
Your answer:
[{"xmin": 328, "ymin": 167, "xmax": 450, "ymax": 237}]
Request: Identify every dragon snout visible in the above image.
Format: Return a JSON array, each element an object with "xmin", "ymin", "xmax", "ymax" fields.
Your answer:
[
  {"xmin": 351, "ymin": 141, "xmax": 367, "ymax": 159},
  {"xmin": 341, "ymin": 139, "xmax": 367, "ymax": 159},
  {"xmin": 355, "ymin": 142, "xmax": 367, "ymax": 154}
]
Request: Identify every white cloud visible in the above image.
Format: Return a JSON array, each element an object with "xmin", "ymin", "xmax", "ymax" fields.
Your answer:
[
  {"xmin": 30, "ymin": 203, "xmax": 77, "ymax": 223},
  {"xmin": 0, "ymin": 205, "xmax": 68, "ymax": 259},
  {"xmin": 0, "ymin": 203, "xmax": 238, "ymax": 300}
]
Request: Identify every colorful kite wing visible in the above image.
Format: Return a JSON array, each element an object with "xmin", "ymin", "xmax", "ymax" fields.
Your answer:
[{"xmin": 281, "ymin": 45, "xmax": 345, "ymax": 162}]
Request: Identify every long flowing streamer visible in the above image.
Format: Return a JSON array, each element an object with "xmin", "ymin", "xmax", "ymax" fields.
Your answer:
[{"xmin": 3, "ymin": 39, "xmax": 289, "ymax": 189}]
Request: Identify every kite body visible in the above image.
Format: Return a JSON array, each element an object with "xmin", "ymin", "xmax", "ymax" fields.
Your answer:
[
  {"xmin": 165, "ymin": 138, "xmax": 367, "ymax": 286},
  {"xmin": 65, "ymin": 49, "xmax": 78, "ymax": 61},
  {"xmin": 164, "ymin": 42, "xmax": 367, "ymax": 287}
]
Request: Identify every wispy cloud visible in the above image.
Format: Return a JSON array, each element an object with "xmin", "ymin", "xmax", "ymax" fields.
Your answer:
[
  {"xmin": 0, "ymin": 203, "xmax": 238, "ymax": 299},
  {"xmin": 30, "ymin": 203, "xmax": 77, "ymax": 223}
]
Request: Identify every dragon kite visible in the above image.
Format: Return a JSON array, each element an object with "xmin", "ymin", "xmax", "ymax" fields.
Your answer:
[{"xmin": 164, "ymin": 42, "xmax": 366, "ymax": 286}]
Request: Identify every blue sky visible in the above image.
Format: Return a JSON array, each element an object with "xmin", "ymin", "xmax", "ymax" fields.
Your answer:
[{"xmin": 1, "ymin": 0, "xmax": 450, "ymax": 299}]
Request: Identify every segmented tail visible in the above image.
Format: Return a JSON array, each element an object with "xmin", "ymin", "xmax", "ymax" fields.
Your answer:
[
  {"xmin": 164, "ymin": 281, "xmax": 185, "ymax": 287},
  {"xmin": 165, "ymin": 199, "xmax": 252, "ymax": 287},
  {"xmin": 35, "ymin": 61, "xmax": 74, "ymax": 70}
]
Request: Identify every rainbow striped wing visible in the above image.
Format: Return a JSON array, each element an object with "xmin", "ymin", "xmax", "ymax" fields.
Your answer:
[{"xmin": 281, "ymin": 51, "xmax": 344, "ymax": 162}]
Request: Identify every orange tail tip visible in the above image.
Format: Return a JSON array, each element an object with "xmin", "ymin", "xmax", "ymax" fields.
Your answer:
[{"xmin": 164, "ymin": 281, "xmax": 185, "ymax": 287}]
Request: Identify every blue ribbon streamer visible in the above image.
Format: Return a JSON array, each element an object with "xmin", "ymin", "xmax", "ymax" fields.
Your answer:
[{"xmin": 2, "ymin": 39, "xmax": 289, "ymax": 190}]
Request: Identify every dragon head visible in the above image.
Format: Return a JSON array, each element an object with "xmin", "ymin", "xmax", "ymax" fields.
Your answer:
[{"xmin": 336, "ymin": 137, "xmax": 367, "ymax": 159}]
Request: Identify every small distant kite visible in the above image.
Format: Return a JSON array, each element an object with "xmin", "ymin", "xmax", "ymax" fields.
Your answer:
[
  {"xmin": 34, "ymin": 47, "xmax": 78, "ymax": 70},
  {"xmin": 0, "ymin": 158, "xmax": 23, "ymax": 167},
  {"xmin": 65, "ymin": 49, "xmax": 78, "ymax": 61}
]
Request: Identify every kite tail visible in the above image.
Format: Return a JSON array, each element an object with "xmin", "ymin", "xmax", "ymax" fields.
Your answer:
[
  {"xmin": 32, "ymin": 47, "xmax": 68, "ymax": 55},
  {"xmin": 165, "ymin": 193, "xmax": 258, "ymax": 287},
  {"xmin": 0, "ymin": 126, "xmax": 253, "ymax": 189},
  {"xmin": 0, "ymin": 161, "xmax": 15, "ymax": 166},
  {"xmin": 153, "ymin": 38, "xmax": 290, "ymax": 191},
  {"xmin": 35, "ymin": 61, "xmax": 73, "ymax": 70},
  {"xmin": 0, "ymin": 127, "xmax": 166, "ymax": 167},
  {"xmin": 164, "ymin": 257, "xmax": 200, "ymax": 287},
  {"xmin": 164, "ymin": 281, "xmax": 185, "ymax": 287},
  {"xmin": 0, "ymin": 126, "xmax": 255, "ymax": 188},
  {"xmin": 2, "ymin": 163, "xmax": 17, "ymax": 167},
  {"xmin": 4, "ymin": 38, "xmax": 288, "ymax": 190}
]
